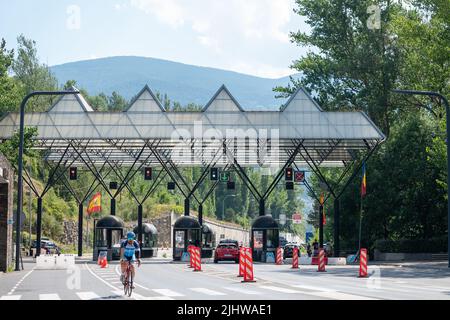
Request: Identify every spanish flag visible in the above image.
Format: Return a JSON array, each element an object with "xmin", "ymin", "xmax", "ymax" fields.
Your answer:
[
  {"xmin": 361, "ymin": 162, "xmax": 367, "ymax": 197},
  {"xmin": 87, "ymin": 192, "xmax": 101, "ymax": 215}
]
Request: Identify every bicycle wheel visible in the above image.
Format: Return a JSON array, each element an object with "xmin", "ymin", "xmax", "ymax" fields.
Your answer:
[{"xmin": 126, "ymin": 272, "xmax": 133, "ymax": 297}]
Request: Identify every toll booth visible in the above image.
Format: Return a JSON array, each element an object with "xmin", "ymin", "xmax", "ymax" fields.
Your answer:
[
  {"xmin": 133, "ymin": 223, "xmax": 158, "ymax": 258},
  {"xmin": 93, "ymin": 216, "xmax": 125, "ymax": 261},
  {"xmin": 172, "ymin": 216, "xmax": 201, "ymax": 261},
  {"xmin": 250, "ymin": 215, "xmax": 279, "ymax": 262},
  {"xmin": 201, "ymin": 223, "xmax": 215, "ymax": 258}
]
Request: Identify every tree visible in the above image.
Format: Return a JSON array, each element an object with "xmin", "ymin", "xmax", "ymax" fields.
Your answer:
[
  {"xmin": 275, "ymin": 0, "xmax": 404, "ymax": 135},
  {"xmin": 0, "ymin": 38, "xmax": 22, "ymax": 114},
  {"xmin": 12, "ymin": 35, "xmax": 58, "ymax": 111},
  {"xmin": 108, "ymin": 91, "xmax": 128, "ymax": 111}
]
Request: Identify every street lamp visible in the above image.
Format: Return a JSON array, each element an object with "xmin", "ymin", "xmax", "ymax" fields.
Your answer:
[
  {"xmin": 393, "ymin": 89, "xmax": 449, "ymax": 268},
  {"xmin": 222, "ymin": 194, "xmax": 236, "ymax": 220},
  {"xmin": 15, "ymin": 90, "xmax": 79, "ymax": 271}
]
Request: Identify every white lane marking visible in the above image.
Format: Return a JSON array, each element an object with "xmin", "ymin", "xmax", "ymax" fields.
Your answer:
[
  {"xmin": 1, "ymin": 295, "xmax": 21, "ymax": 300},
  {"xmin": 259, "ymin": 286, "xmax": 301, "ymax": 294},
  {"xmin": 133, "ymin": 292, "xmax": 175, "ymax": 300},
  {"xmin": 224, "ymin": 287, "xmax": 262, "ymax": 295},
  {"xmin": 290, "ymin": 284, "xmax": 337, "ymax": 292},
  {"xmin": 7, "ymin": 268, "xmax": 35, "ymax": 295},
  {"xmin": 152, "ymin": 289, "xmax": 184, "ymax": 297},
  {"xmin": 189, "ymin": 288, "xmax": 227, "ymax": 296},
  {"xmin": 305, "ymin": 291, "xmax": 379, "ymax": 300},
  {"xmin": 85, "ymin": 263, "xmax": 121, "ymax": 291},
  {"xmin": 39, "ymin": 293, "xmax": 61, "ymax": 300},
  {"xmin": 76, "ymin": 292, "xmax": 100, "ymax": 300}
]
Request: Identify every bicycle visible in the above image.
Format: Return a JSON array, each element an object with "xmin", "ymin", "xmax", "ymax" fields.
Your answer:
[{"xmin": 123, "ymin": 259, "xmax": 140, "ymax": 297}]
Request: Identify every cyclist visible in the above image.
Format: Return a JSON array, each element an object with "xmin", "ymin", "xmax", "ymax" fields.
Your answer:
[{"xmin": 120, "ymin": 231, "xmax": 141, "ymax": 288}]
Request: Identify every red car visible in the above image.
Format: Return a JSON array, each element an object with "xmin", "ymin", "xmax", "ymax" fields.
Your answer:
[{"xmin": 214, "ymin": 243, "xmax": 240, "ymax": 263}]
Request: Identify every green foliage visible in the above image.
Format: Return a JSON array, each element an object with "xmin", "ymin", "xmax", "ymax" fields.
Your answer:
[
  {"xmin": 0, "ymin": 127, "xmax": 38, "ymax": 164},
  {"xmin": 0, "ymin": 38, "xmax": 22, "ymax": 115},
  {"xmin": 374, "ymin": 237, "xmax": 447, "ymax": 253}
]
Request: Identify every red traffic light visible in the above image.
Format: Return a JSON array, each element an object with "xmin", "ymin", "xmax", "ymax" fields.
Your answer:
[
  {"xmin": 144, "ymin": 167, "xmax": 152, "ymax": 180},
  {"xmin": 69, "ymin": 167, "xmax": 77, "ymax": 180},
  {"xmin": 285, "ymin": 167, "xmax": 293, "ymax": 181}
]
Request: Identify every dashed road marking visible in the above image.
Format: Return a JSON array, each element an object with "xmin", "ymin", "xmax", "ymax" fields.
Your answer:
[
  {"xmin": 152, "ymin": 289, "xmax": 184, "ymax": 297},
  {"xmin": 39, "ymin": 293, "xmax": 61, "ymax": 300},
  {"xmin": 189, "ymin": 288, "xmax": 227, "ymax": 296},
  {"xmin": 223, "ymin": 287, "xmax": 262, "ymax": 295},
  {"xmin": 1, "ymin": 295, "xmax": 21, "ymax": 300},
  {"xmin": 259, "ymin": 285, "xmax": 301, "ymax": 294},
  {"xmin": 76, "ymin": 292, "xmax": 100, "ymax": 300}
]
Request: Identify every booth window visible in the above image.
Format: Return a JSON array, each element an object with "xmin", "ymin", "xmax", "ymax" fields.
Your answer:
[
  {"xmin": 266, "ymin": 229, "xmax": 278, "ymax": 249},
  {"xmin": 175, "ymin": 231, "xmax": 185, "ymax": 249},
  {"xmin": 95, "ymin": 229, "xmax": 107, "ymax": 247},
  {"xmin": 187, "ymin": 229, "xmax": 199, "ymax": 246},
  {"xmin": 253, "ymin": 231, "xmax": 263, "ymax": 249}
]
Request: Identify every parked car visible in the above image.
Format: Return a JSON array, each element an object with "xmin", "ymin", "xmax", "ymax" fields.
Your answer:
[
  {"xmin": 283, "ymin": 243, "xmax": 300, "ymax": 259},
  {"xmin": 214, "ymin": 243, "xmax": 240, "ymax": 263},
  {"xmin": 279, "ymin": 236, "xmax": 288, "ymax": 247},
  {"xmin": 31, "ymin": 240, "xmax": 57, "ymax": 253}
]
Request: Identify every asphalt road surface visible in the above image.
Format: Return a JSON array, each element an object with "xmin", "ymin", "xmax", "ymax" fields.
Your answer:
[{"xmin": 1, "ymin": 257, "xmax": 450, "ymax": 300}]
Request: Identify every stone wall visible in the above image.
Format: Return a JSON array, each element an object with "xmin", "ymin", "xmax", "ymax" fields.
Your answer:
[{"xmin": 0, "ymin": 153, "xmax": 13, "ymax": 272}]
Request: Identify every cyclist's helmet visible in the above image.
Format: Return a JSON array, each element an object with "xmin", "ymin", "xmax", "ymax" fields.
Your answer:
[{"xmin": 127, "ymin": 231, "xmax": 136, "ymax": 240}]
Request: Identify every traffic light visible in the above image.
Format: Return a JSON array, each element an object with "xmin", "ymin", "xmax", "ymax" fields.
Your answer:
[
  {"xmin": 109, "ymin": 181, "xmax": 118, "ymax": 190},
  {"xmin": 227, "ymin": 181, "xmax": 235, "ymax": 190},
  {"xmin": 285, "ymin": 167, "xmax": 293, "ymax": 181},
  {"xmin": 286, "ymin": 181, "xmax": 294, "ymax": 190},
  {"xmin": 144, "ymin": 167, "xmax": 152, "ymax": 180},
  {"xmin": 69, "ymin": 167, "xmax": 77, "ymax": 180},
  {"xmin": 210, "ymin": 167, "xmax": 218, "ymax": 181},
  {"xmin": 167, "ymin": 182, "xmax": 176, "ymax": 190}
]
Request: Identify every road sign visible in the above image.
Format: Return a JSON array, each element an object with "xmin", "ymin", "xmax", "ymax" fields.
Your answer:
[
  {"xmin": 279, "ymin": 214, "xmax": 286, "ymax": 225},
  {"xmin": 220, "ymin": 171, "xmax": 230, "ymax": 182},
  {"xmin": 292, "ymin": 213, "xmax": 302, "ymax": 224},
  {"xmin": 294, "ymin": 170, "xmax": 305, "ymax": 182}
]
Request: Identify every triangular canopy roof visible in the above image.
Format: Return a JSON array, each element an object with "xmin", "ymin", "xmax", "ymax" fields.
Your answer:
[
  {"xmin": 202, "ymin": 85, "xmax": 244, "ymax": 112},
  {"xmin": 48, "ymin": 86, "xmax": 93, "ymax": 112},
  {"xmin": 125, "ymin": 85, "xmax": 166, "ymax": 112}
]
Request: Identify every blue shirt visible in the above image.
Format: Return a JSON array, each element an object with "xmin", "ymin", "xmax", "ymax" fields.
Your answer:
[{"xmin": 121, "ymin": 240, "xmax": 140, "ymax": 260}]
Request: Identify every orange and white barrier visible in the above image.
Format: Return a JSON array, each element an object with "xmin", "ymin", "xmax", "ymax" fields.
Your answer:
[
  {"xmin": 242, "ymin": 247, "xmax": 256, "ymax": 282},
  {"xmin": 276, "ymin": 247, "xmax": 283, "ymax": 265},
  {"xmin": 359, "ymin": 248, "xmax": 368, "ymax": 278},
  {"xmin": 317, "ymin": 249, "xmax": 326, "ymax": 272},
  {"xmin": 292, "ymin": 247, "xmax": 299, "ymax": 269},
  {"xmin": 238, "ymin": 247, "xmax": 245, "ymax": 277},
  {"xmin": 192, "ymin": 247, "xmax": 202, "ymax": 272},
  {"xmin": 187, "ymin": 245, "xmax": 194, "ymax": 268}
]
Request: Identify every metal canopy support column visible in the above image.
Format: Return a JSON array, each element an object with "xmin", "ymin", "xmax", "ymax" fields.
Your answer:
[
  {"xmin": 35, "ymin": 197, "xmax": 43, "ymax": 257},
  {"xmin": 137, "ymin": 204, "xmax": 143, "ymax": 244},
  {"xmin": 78, "ymin": 203, "xmax": 83, "ymax": 257},
  {"xmin": 334, "ymin": 198, "xmax": 340, "ymax": 257}
]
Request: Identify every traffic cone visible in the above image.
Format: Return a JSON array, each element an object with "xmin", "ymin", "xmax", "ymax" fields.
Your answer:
[
  {"xmin": 238, "ymin": 247, "xmax": 245, "ymax": 277},
  {"xmin": 276, "ymin": 247, "xmax": 283, "ymax": 265},
  {"xmin": 100, "ymin": 256, "xmax": 108, "ymax": 268}
]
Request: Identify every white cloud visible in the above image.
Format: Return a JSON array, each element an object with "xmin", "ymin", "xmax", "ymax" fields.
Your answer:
[
  {"xmin": 227, "ymin": 62, "xmax": 295, "ymax": 79},
  {"xmin": 128, "ymin": 0, "xmax": 299, "ymax": 77},
  {"xmin": 130, "ymin": 0, "xmax": 185, "ymax": 28}
]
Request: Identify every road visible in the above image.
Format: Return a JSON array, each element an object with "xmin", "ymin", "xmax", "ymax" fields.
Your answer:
[{"xmin": 1, "ymin": 257, "xmax": 450, "ymax": 300}]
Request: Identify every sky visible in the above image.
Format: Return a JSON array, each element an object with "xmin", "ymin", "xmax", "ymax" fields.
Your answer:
[{"xmin": 0, "ymin": 0, "xmax": 310, "ymax": 79}]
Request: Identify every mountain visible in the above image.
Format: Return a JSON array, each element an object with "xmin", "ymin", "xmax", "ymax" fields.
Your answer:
[{"xmin": 50, "ymin": 56, "xmax": 297, "ymax": 109}]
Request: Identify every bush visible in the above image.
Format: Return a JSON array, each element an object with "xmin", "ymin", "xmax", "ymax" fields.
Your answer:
[{"xmin": 374, "ymin": 237, "xmax": 447, "ymax": 253}]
